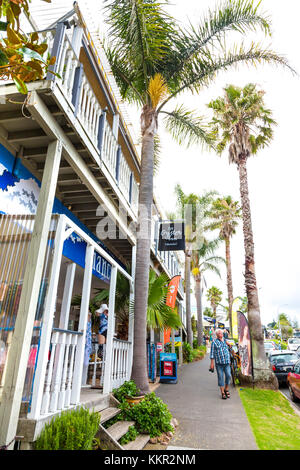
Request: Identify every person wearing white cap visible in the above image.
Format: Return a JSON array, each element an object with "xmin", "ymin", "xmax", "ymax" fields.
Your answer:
[{"xmin": 95, "ymin": 304, "xmax": 109, "ymax": 351}]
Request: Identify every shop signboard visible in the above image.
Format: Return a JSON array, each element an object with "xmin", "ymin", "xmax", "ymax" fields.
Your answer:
[{"xmin": 158, "ymin": 221, "xmax": 185, "ymax": 252}]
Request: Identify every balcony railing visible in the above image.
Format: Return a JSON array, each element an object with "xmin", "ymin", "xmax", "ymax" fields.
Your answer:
[{"xmin": 34, "ymin": 25, "xmax": 139, "ymax": 215}]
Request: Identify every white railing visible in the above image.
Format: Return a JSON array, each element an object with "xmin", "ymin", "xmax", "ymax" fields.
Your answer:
[
  {"xmin": 35, "ymin": 27, "xmax": 140, "ymax": 212},
  {"xmin": 118, "ymin": 150, "xmax": 131, "ymax": 200},
  {"xmin": 76, "ymin": 75, "xmax": 102, "ymax": 147},
  {"xmin": 102, "ymin": 119, "xmax": 118, "ymax": 179},
  {"xmin": 39, "ymin": 329, "xmax": 81, "ymax": 416},
  {"xmin": 110, "ymin": 338, "xmax": 131, "ymax": 390},
  {"xmin": 56, "ymin": 35, "xmax": 79, "ymax": 107}
]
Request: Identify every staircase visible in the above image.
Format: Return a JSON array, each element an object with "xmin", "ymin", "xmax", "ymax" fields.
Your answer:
[{"xmin": 94, "ymin": 394, "xmax": 150, "ymax": 450}]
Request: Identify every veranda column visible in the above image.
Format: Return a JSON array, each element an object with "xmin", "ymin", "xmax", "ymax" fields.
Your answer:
[
  {"xmin": 178, "ymin": 302, "xmax": 183, "ymax": 366},
  {"xmin": 59, "ymin": 262, "xmax": 76, "ymax": 330},
  {"xmin": 103, "ymin": 265, "xmax": 117, "ymax": 394},
  {"xmin": 70, "ymin": 244, "xmax": 94, "ymax": 405},
  {"xmin": 171, "ymin": 329, "xmax": 175, "ymax": 354},
  {"xmin": 0, "ymin": 140, "xmax": 62, "ymax": 449},
  {"xmin": 28, "ymin": 216, "xmax": 69, "ymax": 419}
]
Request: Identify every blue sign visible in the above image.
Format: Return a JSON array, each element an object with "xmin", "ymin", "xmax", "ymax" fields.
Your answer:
[{"xmin": 63, "ymin": 232, "xmax": 111, "ymax": 282}]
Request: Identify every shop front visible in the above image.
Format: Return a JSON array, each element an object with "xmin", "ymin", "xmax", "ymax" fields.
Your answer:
[{"xmin": 0, "ymin": 149, "xmax": 134, "ymax": 424}]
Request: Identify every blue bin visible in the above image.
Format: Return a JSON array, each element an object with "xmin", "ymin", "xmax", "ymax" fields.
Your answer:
[{"xmin": 159, "ymin": 352, "xmax": 177, "ymax": 384}]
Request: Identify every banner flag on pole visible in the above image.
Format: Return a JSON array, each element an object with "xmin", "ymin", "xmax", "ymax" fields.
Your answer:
[
  {"xmin": 164, "ymin": 276, "xmax": 181, "ymax": 344},
  {"xmin": 237, "ymin": 311, "xmax": 253, "ymax": 377}
]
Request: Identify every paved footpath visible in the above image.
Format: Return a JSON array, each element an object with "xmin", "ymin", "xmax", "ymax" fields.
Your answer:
[{"xmin": 156, "ymin": 352, "xmax": 258, "ymax": 450}]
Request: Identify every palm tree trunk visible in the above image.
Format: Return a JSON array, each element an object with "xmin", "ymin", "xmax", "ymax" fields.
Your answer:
[
  {"xmin": 238, "ymin": 156, "xmax": 277, "ymax": 388},
  {"xmin": 195, "ymin": 274, "xmax": 203, "ymax": 347},
  {"xmin": 131, "ymin": 106, "xmax": 156, "ymax": 394},
  {"xmin": 225, "ymin": 237, "xmax": 233, "ymax": 336},
  {"xmin": 185, "ymin": 251, "xmax": 193, "ymax": 347}
]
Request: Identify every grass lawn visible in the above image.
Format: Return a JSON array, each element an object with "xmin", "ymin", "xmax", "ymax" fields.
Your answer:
[{"xmin": 238, "ymin": 388, "xmax": 300, "ymax": 450}]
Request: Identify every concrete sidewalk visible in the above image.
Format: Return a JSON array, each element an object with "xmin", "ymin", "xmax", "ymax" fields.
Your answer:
[{"xmin": 155, "ymin": 352, "xmax": 258, "ymax": 450}]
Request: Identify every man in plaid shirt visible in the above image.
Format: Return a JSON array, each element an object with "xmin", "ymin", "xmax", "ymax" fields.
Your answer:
[{"xmin": 210, "ymin": 329, "xmax": 232, "ymax": 399}]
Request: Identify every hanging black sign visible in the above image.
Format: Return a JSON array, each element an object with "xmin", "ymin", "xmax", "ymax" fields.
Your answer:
[{"xmin": 158, "ymin": 221, "xmax": 185, "ymax": 251}]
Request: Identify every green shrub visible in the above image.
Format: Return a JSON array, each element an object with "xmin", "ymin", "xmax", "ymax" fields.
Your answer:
[
  {"xmin": 191, "ymin": 345, "xmax": 206, "ymax": 361},
  {"xmin": 119, "ymin": 425, "xmax": 139, "ymax": 445},
  {"xmin": 116, "ymin": 392, "xmax": 173, "ymax": 438},
  {"xmin": 35, "ymin": 407, "xmax": 100, "ymax": 450},
  {"xmin": 182, "ymin": 342, "xmax": 193, "ymax": 362},
  {"xmin": 112, "ymin": 380, "xmax": 141, "ymax": 403}
]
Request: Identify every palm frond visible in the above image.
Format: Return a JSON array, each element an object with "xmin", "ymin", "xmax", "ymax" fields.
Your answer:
[
  {"xmin": 104, "ymin": 0, "xmax": 176, "ymax": 91},
  {"xmin": 162, "ymin": 105, "xmax": 216, "ymax": 149},
  {"xmin": 161, "ymin": 0, "xmax": 272, "ymax": 85},
  {"xmin": 158, "ymin": 43, "xmax": 295, "ymax": 112},
  {"xmin": 202, "ymin": 262, "xmax": 222, "ymax": 278}
]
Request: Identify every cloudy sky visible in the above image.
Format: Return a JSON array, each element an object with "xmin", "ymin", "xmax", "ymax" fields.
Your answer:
[{"xmin": 73, "ymin": 0, "xmax": 300, "ymax": 326}]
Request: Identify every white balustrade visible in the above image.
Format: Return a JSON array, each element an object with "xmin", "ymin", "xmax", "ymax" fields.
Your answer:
[
  {"xmin": 40, "ymin": 329, "xmax": 81, "ymax": 416},
  {"xmin": 118, "ymin": 150, "xmax": 131, "ymax": 200},
  {"xmin": 110, "ymin": 339, "xmax": 131, "ymax": 390},
  {"xmin": 102, "ymin": 120, "xmax": 118, "ymax": 179},
  {"xmin": 39, "ymin": 28, "xmax": 140, "ymax": 210}
]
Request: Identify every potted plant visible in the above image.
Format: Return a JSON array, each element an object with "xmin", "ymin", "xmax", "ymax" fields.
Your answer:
[{"xmin": 113, "ymin": 380, "xmax": 145, "ymax": 406}]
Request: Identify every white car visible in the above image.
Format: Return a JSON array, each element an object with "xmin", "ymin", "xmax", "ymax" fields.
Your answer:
[
  {"xmin": 264, "ymin": 342, "xmax": 277, "ymax": 357},
  {"xmin": 287, "ymin": 337, "xmax": 300, "ymax": 351}
]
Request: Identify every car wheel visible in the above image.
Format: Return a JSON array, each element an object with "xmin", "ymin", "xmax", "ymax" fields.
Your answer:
[{"xmin": 288, "ymin": 384, "xmax": 299, "ymax": 403}]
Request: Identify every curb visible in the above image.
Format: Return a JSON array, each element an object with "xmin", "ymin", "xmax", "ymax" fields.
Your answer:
[{"xmin": 279, "ymin": 390, "xmax": 300, "ymax": 418}]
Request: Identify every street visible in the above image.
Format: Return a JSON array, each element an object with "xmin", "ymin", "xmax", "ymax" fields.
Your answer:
[{"xmin": 280, "ymin": 384, "xmax": 300, "ymax": 411}]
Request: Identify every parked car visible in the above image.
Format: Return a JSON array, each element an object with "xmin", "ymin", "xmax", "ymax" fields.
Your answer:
[
  {"xmin": 296, "ymin": 346, "xmax": 300, "ymax": 358},
  {"xmin": 264, "ymin": 341, "xmax": 277, "ymax": 357},
  {"xmin": 287, "ymin": 337, "xmax": 300, "ymax": 351},
  {"xmin": 287, "ymin": 359, "xmax": 300, "ymax": 402},
  {"xmin": 268, "ymin": 351, "xmax": 299, "ymax": 385}
]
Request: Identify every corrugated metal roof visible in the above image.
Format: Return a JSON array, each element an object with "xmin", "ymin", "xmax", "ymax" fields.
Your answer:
[{"xmin": 29, "ymin": 0, "xmax": 74, "ymax": 30}]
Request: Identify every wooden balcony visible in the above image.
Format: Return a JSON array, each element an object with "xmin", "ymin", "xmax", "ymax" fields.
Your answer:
[{"xmin": 0, "ymin": 25, "xmax": 139, "ymax": 262}]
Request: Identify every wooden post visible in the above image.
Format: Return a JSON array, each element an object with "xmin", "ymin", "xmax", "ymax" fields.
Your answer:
[
  {"xmin": 179, "ymin": 303, "xmax": 183, "ymax": 365},
  {"xmin": 0, "ymin": 140, "xmax": 62, "ymax": 449},
  {"xmin": 171, "ymin": 329, "xmax": 175, "ymax": 354},
  {"xmin": 28, "ymin": 216, "xmax": 68, "ymax": 419},
  {"xmin": 71, "ymin": 243, "xmax": 94, "ymax": 405},
  {"xmin": 103, "ymin": 265, "xmax": 117, "ymax": 394},
  {"xmin": 59, "ymin": 262, "xmax": 76, "ymax": 330}
]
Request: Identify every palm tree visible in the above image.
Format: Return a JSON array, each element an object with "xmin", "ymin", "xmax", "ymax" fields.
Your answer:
[
  {"xmin": 206, "ymin": 286, "xmax": 223, "ymax": 319},
  {"xmin": 191, "ymin": 238, "xmax": 224, "ymax": 346},
  {"xmin": 207, "ymin": 196, "xmax": 242, "ymax": 335},
  {"xmin": 207, "ymin": 83, "xmax": 279, "ymax": 388},
  {"xmin": 174, "ymin": 185, "xmax": 217, "ymax": 346},
  {"xmin": 174, "ymin": 184, "xmax": 200, "ymax": 347},
  {"xmin": 103, "ymin": 0, "xmax": 290, "ymax": 393}
]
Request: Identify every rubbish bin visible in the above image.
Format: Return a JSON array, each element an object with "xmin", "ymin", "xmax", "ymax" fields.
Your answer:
[{"xmin": 159, "ymin": 352, "xmax": 177, "ymax": 384}]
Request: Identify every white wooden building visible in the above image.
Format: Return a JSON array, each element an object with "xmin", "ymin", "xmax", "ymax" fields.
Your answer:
[{"xmin": 0, "ymin": 2, "xmax": 184, "ymax": 449}]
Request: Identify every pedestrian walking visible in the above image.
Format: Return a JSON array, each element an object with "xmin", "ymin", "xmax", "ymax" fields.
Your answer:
[{"xmin": 209, "ymin": 328, "xmax": 232, "ymax": 399}]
